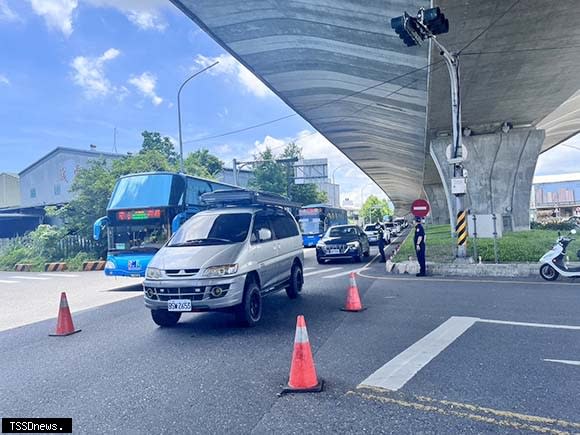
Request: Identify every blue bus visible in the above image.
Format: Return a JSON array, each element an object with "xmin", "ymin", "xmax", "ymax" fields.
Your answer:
[
  {"xmin": 93, "ymin": 172, "xmax": 238, "ymax": 277},
  {"xmin": 298, "ymin": 204, "xmax": 348, "ymax": 247}
]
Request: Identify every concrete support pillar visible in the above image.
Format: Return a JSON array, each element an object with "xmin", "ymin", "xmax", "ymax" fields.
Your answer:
[{"xmin": 430, "ymin": 128, "xmax": 545, "ymax": 232}]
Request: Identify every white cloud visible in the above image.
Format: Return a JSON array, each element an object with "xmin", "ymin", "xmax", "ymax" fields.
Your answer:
[
  {"xmin": 194, "ymin": 54, "xmax": 273, "ymax": 98},
  {"xmin": 0, "ymin": 0, "xmax": 20, "ymax": 21},
  {"xmin": 128, "ymin": 72, "xmax": 163, "ymax": 106},
  {"xmin": 85, "ymin": 0, "xmax": 167, "ymax": 31},
  {"xmin": 0, "ymin": 74, "xmax": 9, "ymax": 86},
  {"xmin": 28, "ymin": 0, "xmax": 77, "ymax": 37},
  {"xmin": 71, "ymin": 48, "xmax": 121, "ymax": 98},
  {"xmin": 535, "ymin": 135, "xmax": 580, "ymax": 176}
]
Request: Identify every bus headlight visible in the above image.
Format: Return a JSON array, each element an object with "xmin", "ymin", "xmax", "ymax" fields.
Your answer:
[
  {"xmin": 146, "ymin": 267, "xmax": 163, "ymax": 279},
  {"xmin": 105, "ymin": 260, "xmax": 116, "ymax": 270},
  {"xmin": 203, "ymin": 264, "xmax": 238, "ymax": 277}
]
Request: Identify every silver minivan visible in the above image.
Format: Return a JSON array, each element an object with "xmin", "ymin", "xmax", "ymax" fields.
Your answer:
[{"xmin": 143, "ymin": 205, "xmax": 304, "ymax": 327}]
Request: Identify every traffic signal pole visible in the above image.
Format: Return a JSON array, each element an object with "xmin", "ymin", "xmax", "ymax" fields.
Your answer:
[
  {"xmin": 391, "ymin": 8, "xmax": 468, "ymax": 258},
  {"xmin": 429, "ymin": 37, "xmax": 468, "ymax": 258}
]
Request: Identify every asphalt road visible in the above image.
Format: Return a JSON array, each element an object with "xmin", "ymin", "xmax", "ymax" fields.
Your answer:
[{"xmin": 2, "ymin": 238, "xmax": 580, "ymax": 434}]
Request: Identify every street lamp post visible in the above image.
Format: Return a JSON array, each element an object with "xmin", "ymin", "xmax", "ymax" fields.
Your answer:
[
  {"xmin": 331, "ymin": 164, "xmax": 349, "ymax": 185},
  {"xmin": 177, "ymin": 61, "xmax": 219, "ymax": 173}
]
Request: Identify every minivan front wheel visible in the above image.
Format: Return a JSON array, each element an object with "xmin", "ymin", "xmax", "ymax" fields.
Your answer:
[
  {"xmin": 237, "ymin": 279, "xmax": 262, "ymax": 326},
  {"xmin": 286, "ymin": 263, "xmax": 303, "ymax": 299},
  {"xmin": 151, "ymin": 309, "xmax": 181, "ymax": 327}
]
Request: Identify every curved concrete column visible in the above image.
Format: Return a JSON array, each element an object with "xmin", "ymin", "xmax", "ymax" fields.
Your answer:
[{"xmin": 430, "ymin": 128, "xmax": 545, "ymax": 231}]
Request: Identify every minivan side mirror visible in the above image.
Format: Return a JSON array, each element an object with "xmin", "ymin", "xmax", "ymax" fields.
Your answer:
[{"xmin": 258, "ymin": 228, "xmax": 272, "ymax": 242}]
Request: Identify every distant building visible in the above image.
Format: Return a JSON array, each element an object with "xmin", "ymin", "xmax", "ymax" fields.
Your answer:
[
  {"xmin": 293, "ymin": 158, "xmax": 340, "ymax": 207},
  {"xmin": 531, "ymin": 173, "xmax": 580, "ymax": 221},
  {"xmin": 0, "ymin": 173, "xmax": 20, "ymax": 209},
  {"xmin": 19, "ymin": 147, "xmax": 123, "ymax": 208},
  {"xmin": 217, "ymin": 167, "xmax": 254, "ymax": 188}
]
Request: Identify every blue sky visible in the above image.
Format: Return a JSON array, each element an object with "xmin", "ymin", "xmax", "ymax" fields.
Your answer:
[{"xmin": 0, "ymin": 0, "xmax": 577, "ymax": 209}]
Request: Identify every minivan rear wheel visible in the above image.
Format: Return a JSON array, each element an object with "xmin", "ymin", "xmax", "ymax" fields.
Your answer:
[
  {"xmin": 237, "ymin": 279, "xmax": 262, "ymax": 327},
  {"xmin": 151, "ymin": 309, "xmax": 181, "ymax": 327},
  {"xmin": 286, "ymin": 263, "xmax": 303, "ymax": 299}
]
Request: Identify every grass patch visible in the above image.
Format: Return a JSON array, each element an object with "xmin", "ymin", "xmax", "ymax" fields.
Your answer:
[{"xmin": 393, "ymin": 225, "xmax": 579, "ymax": 263}]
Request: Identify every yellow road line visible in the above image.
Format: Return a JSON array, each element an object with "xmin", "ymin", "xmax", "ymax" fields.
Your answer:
[{"xmin": 349, "ymin": 388, "xmax": 576, "ymax": 434}]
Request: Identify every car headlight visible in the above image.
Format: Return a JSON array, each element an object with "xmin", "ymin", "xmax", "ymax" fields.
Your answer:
[
  {"xmin": 347, "ymin": 241, "xmax": 360, "ymax": 249},
  {"xmin": 146, "ymin": 267, "xmax": 163, "ymax": 279},
  {"xmin": 316, "ymin": 241, "xmax": 325, "ymax": 248},
  {"xmin": 203, "ymin": 264, "xmax": 238, "ymax": 277},
  {"xmin": 105, "ymin": 260, "xmax": 116, "ymax": 270}
]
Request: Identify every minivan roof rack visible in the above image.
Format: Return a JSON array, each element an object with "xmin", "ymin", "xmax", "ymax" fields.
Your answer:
[{"xmin": 201, "ymin": 189, "xmax": 301, "ymax": 208}]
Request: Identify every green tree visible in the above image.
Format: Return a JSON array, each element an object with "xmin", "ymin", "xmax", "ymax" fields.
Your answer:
[
  {"xmin": 184, "ymin": 149, "xmax": 223, "ymax": 178},
  {"xmin": 140, "ymin": 131, "xmax": 178, "ymax": 164},
  {"xmin": 280, "ymin": 141, "xmax": 302, "ymax": 160},
  {"xmin": 361, "ymin": 195, "xmax": 393, "ymax": 224},
  {"xmin": 289, "ymin": 184, "xmax": 328, "ymax": 206},
  {"xmin": 248, "ymin": 147, "xmax": 287, "ymax": 195}
]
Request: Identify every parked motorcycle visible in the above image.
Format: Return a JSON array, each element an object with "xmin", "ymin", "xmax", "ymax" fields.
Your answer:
[{"xmin": 539, "ymin": 229, "xmax": 580, "ymax": 281}]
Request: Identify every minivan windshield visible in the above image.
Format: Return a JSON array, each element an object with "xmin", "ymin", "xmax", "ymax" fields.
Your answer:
[
  {"xmin": 169, "ymin": 213, "xmax": 252, "ymax": 246},
  {"xmin": 327, "ymin": 226, "xmax": 358, "ymax": 239}
]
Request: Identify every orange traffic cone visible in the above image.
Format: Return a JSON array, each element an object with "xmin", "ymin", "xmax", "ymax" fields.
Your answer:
[
  {"xmin": 281, "ymin": 315, "xmax": 323, "ymax": 394},
  {"xmin": 341, "ymin": 272, "xmax": 366, "ymax": 312},
  {"xmin": 49, "ymin": 292, "xmax": 81, "ymax": 336}
]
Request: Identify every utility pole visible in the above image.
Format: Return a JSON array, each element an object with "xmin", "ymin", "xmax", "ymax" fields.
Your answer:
[{"xmin": 391, "ymin": 7, "xmax": 468, "ymax": 258}]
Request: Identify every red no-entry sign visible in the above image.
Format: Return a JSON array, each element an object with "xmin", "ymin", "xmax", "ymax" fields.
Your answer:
[{"xmin": 411, "ymin": 199, "xmax": 430, "ymax": 218}]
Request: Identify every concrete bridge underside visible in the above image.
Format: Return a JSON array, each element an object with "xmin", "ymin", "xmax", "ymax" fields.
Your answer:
[{"xmin": 171, "ymin": 0, "xmax": 580, "ymax": 228}]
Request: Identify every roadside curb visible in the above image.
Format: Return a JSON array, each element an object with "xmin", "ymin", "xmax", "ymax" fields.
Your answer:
[{"xmin": 386, "ymin": 261, "xmax": 539, "ymax": 277}]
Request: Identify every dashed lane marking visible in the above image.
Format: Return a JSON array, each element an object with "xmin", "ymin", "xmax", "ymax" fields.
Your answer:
[
  {"xmin": 543, "ymin": 359, "xmax": 580, "ymax": 366},
  {"xmin": 8, "ymin": 276, "xmax": 51, "ymax": 280},
  {"xmin": 349, "ymin": 387, "xmax": 580, "ymax": 434},
  {"xmin": 304, "ymin": 267, "xmax": 341, "ymax": 277},
  {"xmin": 39, "ymin": 273, "xmax": 80, "ymax": 278},
  {"xmin": 0, "ymin": 280, "xmax": 18, "ymax": 284}
]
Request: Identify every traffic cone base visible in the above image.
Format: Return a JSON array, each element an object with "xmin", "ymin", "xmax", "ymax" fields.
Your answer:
[
  {"xmin": 281, "ymin": 315, "xmax": 323, "ymax": 394},
  {"xmin": 280, "ymin": 379, "xmax": 324, "ymax": 394},
  {"xmin": 49, "ymin": 292, "xmax": 81, "ymax": 337},
  {"xmin": 341, "ymin": 307, "xmax": 367, "ymax": 312}
]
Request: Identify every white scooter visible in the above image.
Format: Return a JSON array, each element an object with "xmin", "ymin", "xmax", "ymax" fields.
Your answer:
[{"xmin": 539, "ymin": 229, "xmax": 580, "ymax": 281}]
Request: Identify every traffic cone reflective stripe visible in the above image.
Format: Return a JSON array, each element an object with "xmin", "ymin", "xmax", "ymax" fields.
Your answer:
[
  {"xmin": 49, "ymin": 292, "xmax": 81, "ymax": 337},
  {"xmin": 281, "ymin": 315, "xmax": 323, "ymax": 394},
  {"xmin": 342, "ymin": 272, "xmax": 365, "ymax": 312}
]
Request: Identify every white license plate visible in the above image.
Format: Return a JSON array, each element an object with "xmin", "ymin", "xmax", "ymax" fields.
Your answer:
[
  {"xmin": 167, "ymin": 299, "xmax": 191, "ymax": 312},
  {"xmin": 330, "ymin": 249, "xmax": 340, "ymax": 255}
]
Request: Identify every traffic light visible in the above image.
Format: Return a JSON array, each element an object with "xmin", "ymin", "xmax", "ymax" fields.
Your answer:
[
  {"xmin": 391, "ymin": 13, "xmax": 422, "ymax": 47},
  {"xmin": 422, "ymin": 7, "xmax": 449, "ymax": 35}
]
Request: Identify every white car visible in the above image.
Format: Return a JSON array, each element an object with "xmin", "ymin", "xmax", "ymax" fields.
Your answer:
[{"xmin": 363, "ymin": 224, "xmax": 379, "ymax": 244}]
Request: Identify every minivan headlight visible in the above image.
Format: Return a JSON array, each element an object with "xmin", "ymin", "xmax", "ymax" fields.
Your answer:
[
  {"xmin": 146, "ymin": 267, "xmax": 163, "ymax": 279},
  {"xmin": 203, "ymin": 264, "xmax": 238, "ymax": 277}
]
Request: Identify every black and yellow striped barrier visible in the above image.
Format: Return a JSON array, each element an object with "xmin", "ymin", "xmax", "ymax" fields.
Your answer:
[
  {"xmin": 456, "ymin": 210, "xmax": 468, "ymax": 246},
  {"xmin": 45, "ymin": 262, "xmax": 68, "ymax": 272},
  {"xmin": 82, "ymin": 260, "xmax": 106, "ymax": 271},
  {"xmin": 14, "ymin": 263, "xmax": 32, "ymax": 272}
]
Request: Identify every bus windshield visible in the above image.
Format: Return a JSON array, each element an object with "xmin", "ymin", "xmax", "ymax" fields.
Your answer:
[
  {"xmin": 300, "ymin": 218, "xmax": 323, "ymax": 235},
  {"xmin": 110, "ymin": 223, "xmax": 169, "ymax": 252},
  {"xmin": 108, "ymin": 174, "xmax": 182, "ymax": 209}
]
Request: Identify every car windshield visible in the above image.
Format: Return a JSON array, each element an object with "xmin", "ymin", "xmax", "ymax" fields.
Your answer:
[
  {"xmin": 169, "ymin": 213, "xmax": 252, "ymax": 246},
  {"xmin": 327, "ymin": 226, "xmax": 358, "ymax": 238},
  {"xmin": 364, "ymin": 225, "xmax": 376, "ymax": 231}
]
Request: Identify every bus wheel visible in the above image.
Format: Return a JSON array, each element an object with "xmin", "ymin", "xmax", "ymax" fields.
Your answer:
[{"xmin": 151, "ymin": 309, "xmax": 181, "ymax": 327}]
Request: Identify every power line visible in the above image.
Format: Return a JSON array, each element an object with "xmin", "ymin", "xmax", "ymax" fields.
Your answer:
[
  {"xmin": 457, "ymin": 0, "xmax": 522, "ymax": 54},
  {"xmin": 183, "ymin": 60, "xmax": 441, "ymax": 145}
]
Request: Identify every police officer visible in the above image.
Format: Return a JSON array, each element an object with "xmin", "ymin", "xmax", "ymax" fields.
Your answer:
[
  {"xmin": 414, "ymin": 216, "xmax": 426, "ymax": 276},
  {"xmin": 376, "ymin": 220, "xmax": 386, "ymax": 262}
]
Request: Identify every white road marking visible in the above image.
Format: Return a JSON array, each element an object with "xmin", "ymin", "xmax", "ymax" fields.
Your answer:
[
  {"xmin": 543, "ymin": 359, "xmax": 580, "ymax": 366},
  {"xmin": 323, "ymin": 269, "xmax": 361, "ymax": 279},
  {"xmin": 39, "ymin": 273, "xmax": 79, "ymax": 278},
  {"xmin": 304, "ymin": 267, "xmax": 341, "ymax": 277},
  {"xmin": 304, "ymin": 267, "xmax": 315, "ymax": 271},
  {"xmin": 359, "ymin": 316, "xmax": 479, "ymax": 391},
  {"xmin": 0, "ymin": 280, "xmax": 18, "ymax": 284},
  {"xmin": 8, "ymin": 276, "xmax": 51, "ymax": 280},
  {"xmin": 479, "ymin": 318, "xmax": 580, "ymax": 330}
]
